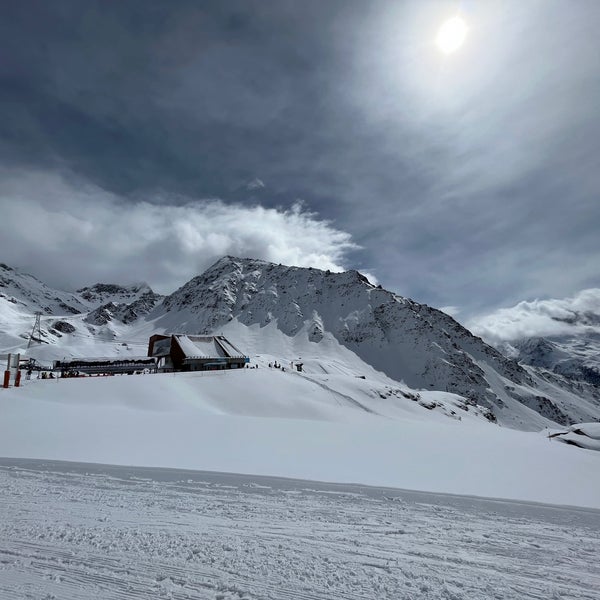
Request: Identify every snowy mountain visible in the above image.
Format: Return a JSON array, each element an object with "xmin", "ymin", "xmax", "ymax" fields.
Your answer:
[
  {"xmin": 469, "ymin": 289, "xmax": 600, "ymax": 389},
  {"xmin": 77, "ymin": 282, "xmax": 160, "ymax": 309},
  {"xmin": 81, "ymin": 285, "xmax": 164, "ymax": 326},
  {"xmin": 152, "ymin": 256, "xmax": 600, "ymax": 429},
  {"xmin": 2, "ymin": 257, "xmax": 599, "ymax": 430},
  {"xmin": 0, "ymin": 263, "xmax": 86, "ymax": 315},
  {"xmin": 511, "ymin": 334, "xmax": 600, "ymax": 386},
  {"xmin": 83, "ymin": 296, "xmax": 162, "ymax": 327},
  {"xmin": 0, "ymin": 266, "xmax": 162, "ymax": 318},
  {"xmin": 0, "ymin": 266, "xmax": 163, "ymax": 354}
]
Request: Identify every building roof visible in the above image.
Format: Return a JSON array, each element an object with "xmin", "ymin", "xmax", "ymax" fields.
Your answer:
[
  {"xmin": 215, "ymin": 336, "xmax": 245, "ymax": 358},
  {"xmin": 149, "ymin": 334, "xmax": 247, "ymax": 361},
  {"xmin": 175, "ymin": 335, "xmax": 226, "ymax": 359}
]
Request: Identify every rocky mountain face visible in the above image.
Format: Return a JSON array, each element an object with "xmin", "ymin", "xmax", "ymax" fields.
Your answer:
[
  {"xmin": 76, "ymin": 283, "xmax": 159, "ymax": 309},
  {"xmin": 0, "ymin": 263, "xmax": 86, "ymax": 315},
  {"xmin": 512, "ymin": 335, "xmax": 600, "ymax": 387},
  {"xmin": 2, "ymin": 257, "xmax": 599, "ymax": 429},
  {"xmin": 82, "ymin": 286, "xmax": 164, "ymax": 326},
  {"xmin": 0, "ymin": 265, "xmax": 163, "ymax": 337},
  {"xmin": 156, "ymin": 257, "xmax": 600, "ymax": 428},
  {"xmin": 83, "ymin": 296, "xmax": 160, "ymax": 326}
]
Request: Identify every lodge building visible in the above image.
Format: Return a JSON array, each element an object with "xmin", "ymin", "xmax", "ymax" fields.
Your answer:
[{"xmin": 147, "ymin": 334, "xmax": 249, "ymax": 372}]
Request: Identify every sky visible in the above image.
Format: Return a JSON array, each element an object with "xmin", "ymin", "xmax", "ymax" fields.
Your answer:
[{"xmin": 1, "ymin": 0, "xmax": 599, "ymax": 326}]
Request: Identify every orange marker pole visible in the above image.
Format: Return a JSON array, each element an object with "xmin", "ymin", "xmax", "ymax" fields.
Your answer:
[
  {"xmin": 3, "ymin": 371, "xmax": 10, "ymax": 388},
  {"xmin": 14, "ymin": 370, "xmax": 21, "ymax": 388}
]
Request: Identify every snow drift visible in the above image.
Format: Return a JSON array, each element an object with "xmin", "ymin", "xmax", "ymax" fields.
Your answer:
[{"xmin": 1, "ymin": 371, "xmax": 600, "ymax": 509}]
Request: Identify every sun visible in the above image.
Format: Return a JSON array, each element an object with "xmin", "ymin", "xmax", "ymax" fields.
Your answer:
[{"xmin": 436, "ymin": 16, "xmax": 468, "ymax": 54}]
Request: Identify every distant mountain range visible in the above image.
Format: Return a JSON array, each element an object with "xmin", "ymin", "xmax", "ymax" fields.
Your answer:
[
  {"xmin": 1, "ymin": 258, "xmax": 599, "ymax": 431},
  {"xmin": 0, "ymin": 263, "xmax": 162, "ymax": 315},
  {"xmin": 511, "ymin": 334, "xmax": 600, "ymax": 386}
]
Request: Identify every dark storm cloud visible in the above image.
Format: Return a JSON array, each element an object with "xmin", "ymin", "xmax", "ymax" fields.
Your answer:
[
  {"xmin": 0, "ymin": 0, "xmax": 354, "ymax": 198},
  {"xmin": 1, "ymin": 0, "xmax": 599, "ymax": 318}
]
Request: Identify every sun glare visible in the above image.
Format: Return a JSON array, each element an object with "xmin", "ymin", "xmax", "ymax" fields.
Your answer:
[{"xmin": 436, "ymin": 16, "xmax": 468, "ymax": 54}]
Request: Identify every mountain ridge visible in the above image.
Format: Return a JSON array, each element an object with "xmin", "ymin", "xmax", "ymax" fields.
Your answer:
[
  {"xmin": 1, "ymin": 256, "xmax": 599, "ymax": 430},
  {"xmin": 151, "ymin": 256, "xmax": 600, "ymax": 428}
]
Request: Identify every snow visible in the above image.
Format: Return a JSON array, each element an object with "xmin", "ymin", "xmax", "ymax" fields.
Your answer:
[
  {"xmin": 154, "ymin": 257, "xmax": 600, "ymax": 429},
  {"xmin": 1, "ymin": 458, "xmax": 599, "ymax": 600},
  {"xmin": 1, "ymin": 370, "xmax": 600, "ymax": 509},
  {"xmin": 3, "ymin": 257, "xmax": 600, "ymax": 430},
  {"xmin": 176, "ymin": 335, "xmax": 228, "ymax": 359},
  {"xmin": 575, "ymin": 422, "xmax": 600, "ymax": 438},
  {"xmin": 0, "ymin": 263, "xmax": 86, "ymax": 315},
  {"xmin": 546, "ymin": 422, "xmax": 600, "ymax": 451},
  {"xmin": 556, "ymin": 433, "xmax": 600, "ymax": 451},
  {"xmin": 216, "ymin": 336, "xmax": 245, "ymax": 357},
  {"xmin": 77, "ymin": 282, "xmax": 158, "ymax": 309},
  {"xmin": 2, "ymin": 258, "xmax": 600, "ymax": 597},
  {"xmin": 176, "ymin": 335, "xmax": 240, "ymax": 358}
]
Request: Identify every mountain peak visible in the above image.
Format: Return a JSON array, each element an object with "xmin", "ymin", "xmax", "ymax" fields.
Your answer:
[
  {"xmin": 211, "ymin": 255, "xmax": 270, "ymax": 267},
  {"xmin": 0, "ymin": 262, "xmax": 86, "ymax": 315},
  {"xmin": 3, "ymin": 255, "xmax": 598, "ymax": 429},
  {"xmin": 206, "ymin": 256, "xmax": 371, "ymax": 281},
  {"xmin": 77, "ymin": 282, "xmax": 153, "ymax": 295},
  {"xmin": 76, "ymin": 282, "xmax": 159, "ymax": 309}
]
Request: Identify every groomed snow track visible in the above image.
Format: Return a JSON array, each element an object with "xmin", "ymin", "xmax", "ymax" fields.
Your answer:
[{"xmin": 1, "ymin": 459, "xmax": 599, "ymax": 600}]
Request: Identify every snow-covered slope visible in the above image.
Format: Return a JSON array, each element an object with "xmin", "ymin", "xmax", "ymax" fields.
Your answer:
[
  {"xmin": 152, "ymin": 256, "xmax": 600, "ymax": 429},
  {"xmin": 0, "ymin": 267, "xmax": 163, "ymax": 355},
  {"xmin": 2, "ymin": 257, "xmax": 599, "ymax": 430},
  {"xmin": 0, "ymin": 263, "xmax": 86, "ymax": 315},
  {"xmin": 512, "ymin": 334, "xmax": 600, "ymax": 386},
  {"xmin": 3, "ymin": 459, "xmax": 599, "ymax": 600},
  {"xmin": 548, "ymin": 422, "xmax": 600, "ymax": 451},
  {"xmin": 2, "ymin": 372, "xmax": 600, "ymax": 508}
]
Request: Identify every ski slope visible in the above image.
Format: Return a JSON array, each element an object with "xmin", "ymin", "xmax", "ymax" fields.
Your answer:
[
  {"xmin": 1, "ymin": 459, "xmax": 599, "ymax": 600},
  {"xmin": 1, "ymin": 368, "xmax": 599, "ymax": 509},
  {"xmin": 2, "ymin": 262, "xmax": 600, "ymax": 599}
]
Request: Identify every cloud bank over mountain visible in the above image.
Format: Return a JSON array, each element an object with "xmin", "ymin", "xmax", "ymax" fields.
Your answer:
[
  {"xmin": 0, "ymin": 170, "xmax": 356, "ymax": 293},
  {"xmin": 468, "ymin": 288, "xmax": 600, "ymax": 343}
]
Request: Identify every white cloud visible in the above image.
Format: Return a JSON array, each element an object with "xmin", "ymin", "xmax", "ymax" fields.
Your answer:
[
  {"xmin": 246, "ymin": 178, "xmax": 266, "ymax": 190},
  {"xmin": 467, "ymin": 289, "xmax": 600, "ymax": 343},
  {"xmin": 0, "ymin": 169, "xmax": 357, "ymax": 293}
]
